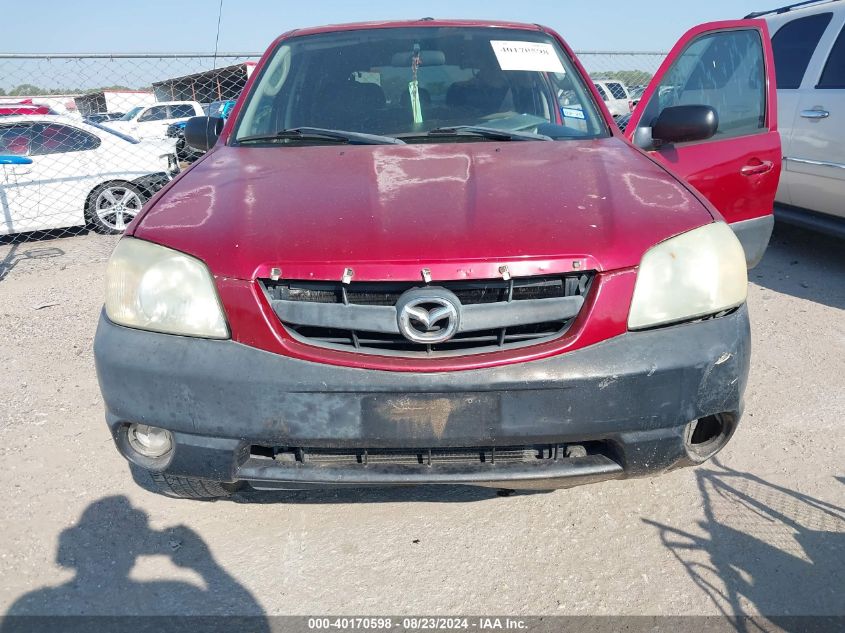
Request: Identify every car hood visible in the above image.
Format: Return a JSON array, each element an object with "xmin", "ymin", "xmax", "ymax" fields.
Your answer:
[{"xmin": 134, "ymin": 137, "xmax": 715, "ymax": 280}]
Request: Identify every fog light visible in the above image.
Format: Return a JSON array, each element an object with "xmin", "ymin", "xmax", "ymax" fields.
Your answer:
[{"xmin": 127, "ymin": 423, "xmax": 173, "ymax": 458}]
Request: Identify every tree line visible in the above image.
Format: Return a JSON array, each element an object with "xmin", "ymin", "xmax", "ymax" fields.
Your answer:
[{"xmin": 0, "ymin": 84, "xmax": 148, "ymax": 96}]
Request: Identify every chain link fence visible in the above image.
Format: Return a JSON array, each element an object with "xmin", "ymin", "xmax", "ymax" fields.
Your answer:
[{"xmin": 0, "ymin": 50, "xmax": 665, "ymax": 278}]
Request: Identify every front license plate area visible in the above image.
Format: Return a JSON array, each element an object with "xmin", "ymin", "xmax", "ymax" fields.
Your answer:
[{"xmin": 361, "ymin": 393, "xmax": 501, "ymax": 443}]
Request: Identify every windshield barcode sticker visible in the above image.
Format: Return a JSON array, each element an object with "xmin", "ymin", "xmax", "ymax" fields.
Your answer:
[
  {"xmin": 561, "ymin": 107, "xmax": 586, "ymax": 120},
  {"xmin": 490, "ymin": 41, "xmax": 565, "ymax": 73}
]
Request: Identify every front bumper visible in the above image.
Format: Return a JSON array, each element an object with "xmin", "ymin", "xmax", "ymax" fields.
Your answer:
[
  {"xmin": 730, "ymin": 215, "xmax": 774, "ymax": 269},
  {"xmin": 94, "ymin": 305, "xmax": 751, "ymax": 490}
]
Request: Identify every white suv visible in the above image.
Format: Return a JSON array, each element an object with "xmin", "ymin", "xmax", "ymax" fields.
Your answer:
[
  {"xmin": 754, "ymin": 0, "xmax": 845, "ymax": 236},
  {"xmin": 104, "ymin": 101, "xmax": 203, "ymax": 141},
  {"xmin": 592, "ymin": 80, "xmax": 633, "ymax": 118}
]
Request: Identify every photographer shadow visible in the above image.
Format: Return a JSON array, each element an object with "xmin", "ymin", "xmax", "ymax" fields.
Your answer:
[{"xmin": 2, "ymin": 496, "xmax": 269, "ymax": 631}]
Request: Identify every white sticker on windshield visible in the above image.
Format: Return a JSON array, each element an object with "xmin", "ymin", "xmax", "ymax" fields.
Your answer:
[
  {"xmin": 490, "ymin": 41, "xmax": 565, "ymax": 73},
  {"xmin": 561, "ymin": 106, "xmax": 586, "ymax": 120}
]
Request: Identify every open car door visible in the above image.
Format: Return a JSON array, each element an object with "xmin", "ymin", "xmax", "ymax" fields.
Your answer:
[{"xmin": 625, "ymin": 20, "xmax": 780, "ymax": 267}]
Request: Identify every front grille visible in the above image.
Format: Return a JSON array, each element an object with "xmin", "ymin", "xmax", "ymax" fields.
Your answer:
[
  {"xmin": 261, "ymin": 273, "xmax": 593, "ymax": 357},
  {"xmin": 251, "ymin": 443, "xmax": 605, "ymax": 466}
]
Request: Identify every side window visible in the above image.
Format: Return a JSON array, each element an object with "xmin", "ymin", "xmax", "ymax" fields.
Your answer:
[
  {"xmin": 818, "ymin": 23, "xmax": 845, "ymax": 88},
  {"xmin": 168, "ymin": 104, "xmax": 197, "ymax": 118},
  {"xmin": 606, "ymin": 82, "xmax": 627, "ymax": 100},
  {"xmin": 640, "ymin": 29, "xmax": 766, "ymax": 140},
  {"xmin": 771, "ymin": 13, "xmax": 833, "ymax": 89},
  {"xmin": 138, "ymin": 106, "xmax": 167, "ymax": 122},
  {"xmin": 0, "ymin": 124, "xmax": 34, "ymax": 155},
  {"xmin": 593, "ymin": 83, "xmax": 608, "ymax": 100},
  {"xmin": 30, "ymin": 124, "xmax": 101, "ymax": 156}
]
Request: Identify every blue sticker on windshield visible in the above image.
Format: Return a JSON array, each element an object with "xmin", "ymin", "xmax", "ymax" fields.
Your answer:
[{"xmin": 561, "ymin": 107, "xmax": 586, "ymax": 120}]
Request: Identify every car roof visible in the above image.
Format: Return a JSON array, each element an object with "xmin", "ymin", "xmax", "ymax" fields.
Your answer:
[
  {"xmin": 0, "ymin": 114, "xmax": 83, "ymax": 124},
  {"xmin": 266, "ymin": 18, "xmax": 550, "ymax": 51},
  {"xmin": 747, "ymin": 0, "xmax": 844, "ymax": 19},
  {"xmin": 144, "ymin": 100, "xmax": 198, "ymax": 106},
  {"xmin": 0, "ymin": 115, "xmax": 109, "ymax": 135},
  {"xmin": 286, "ymin": 18, "xmax": 545, "ymax": 38}
]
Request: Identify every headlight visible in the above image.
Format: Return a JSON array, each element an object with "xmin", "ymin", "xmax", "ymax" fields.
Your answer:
[
  {"xmin": 105, "ymin": 238, "xmax": 229, "ymax": 338},
  {"xmin": 628, "ymin": 222, "xmax": 747, "ymax": 330}
]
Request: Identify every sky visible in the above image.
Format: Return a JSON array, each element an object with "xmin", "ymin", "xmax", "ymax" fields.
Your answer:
[{"xmin": 2, "ymin": 0, "xmax": 775, "ymax": 54}]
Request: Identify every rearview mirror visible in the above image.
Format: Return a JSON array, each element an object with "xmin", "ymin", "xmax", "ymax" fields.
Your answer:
[
  {"xmin": 184, "ymin": 116, "xmax": 225, "ymax": 152},
  {"xmin": 651, "ymin": 105, "xmax": 718, "ymax": 145}
]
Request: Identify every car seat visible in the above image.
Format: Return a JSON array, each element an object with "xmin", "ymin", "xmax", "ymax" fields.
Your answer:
[{"xmin": 2, "ymin": 135, "xmax": 31, "ymax": 156}]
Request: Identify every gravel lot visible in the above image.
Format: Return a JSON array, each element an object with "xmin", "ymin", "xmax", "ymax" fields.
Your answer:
[{"xmin": 0, "ymin": 223, "xmax": 842, "ymax": 619}]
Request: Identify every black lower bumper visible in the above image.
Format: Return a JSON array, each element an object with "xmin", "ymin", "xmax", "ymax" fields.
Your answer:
[
  {"xmin": 730, "ymin": 215, "xmax": 774, "ymax": 269},
  {"xmin": 94, "ymin": 305, "xmax": 751, "ymax": 490}
]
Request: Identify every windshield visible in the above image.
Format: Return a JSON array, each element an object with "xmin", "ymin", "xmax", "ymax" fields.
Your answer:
[
  {"xmin": 234, "ymin": 27, "xmax": 607, "ymax": 143},
  {"xmin": 119, "ymin": 107, "xmax": 143, "ymax": 121}
]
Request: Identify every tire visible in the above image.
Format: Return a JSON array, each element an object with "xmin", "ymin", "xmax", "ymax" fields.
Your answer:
[
  {"xmin": 86, "ymin": 181, "xmax": 145, "ymax": 234},
  {"xmin": 149, "ymin": 472, "xmax": 241, "ymax": 499}
]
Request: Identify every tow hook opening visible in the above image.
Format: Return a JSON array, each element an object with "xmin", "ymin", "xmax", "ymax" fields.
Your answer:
[{"xmin": 684, "ymin": 413, "xmax": 733, "ymax": 462}]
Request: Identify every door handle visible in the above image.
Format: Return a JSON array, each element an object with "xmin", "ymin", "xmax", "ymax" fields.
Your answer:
[
  {"xmin": 800, "ymin": 109, "xmax": 830, "ymax": 119},
  {"xmin": 741, "ymin": 160, "xmax": 774, "ymax": 177}
]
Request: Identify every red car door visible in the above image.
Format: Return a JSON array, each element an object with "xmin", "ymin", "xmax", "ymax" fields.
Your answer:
[{"xmin": 625, "ymin": 20, "xmax": 780, "ymax": 267}]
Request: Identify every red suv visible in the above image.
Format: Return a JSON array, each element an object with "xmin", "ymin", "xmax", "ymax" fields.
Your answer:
[{"xmin": 94, "ymin": 19, "xmax": 780, "ymax": 498}]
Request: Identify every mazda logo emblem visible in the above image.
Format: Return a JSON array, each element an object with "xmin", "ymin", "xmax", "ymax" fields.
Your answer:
[{"xmin": 396, "ymin": 288, "xmax": 461, "ymax": 344}]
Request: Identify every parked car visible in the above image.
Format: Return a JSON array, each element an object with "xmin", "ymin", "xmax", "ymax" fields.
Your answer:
[
  {"xmin": 95, "ymin": 18, "xmax": 779, "ymax": 498},
  {"xmin": 748, "ymin": 0, "xmax": 845, "ymax": 237},
  {"xmin": 0, "ymin": 103, "xmax": 57, "ymax": 117},
  {"xmin": 84, "ymin": 112, "xmax": 125, "ymax": 124},
  {"xmin": 168, "ymin": 99, "xmax": 237, "ymax": 162},
  {"xmin": 593, "ymin": 80, "xmax": 633, "ymax": 118},
  {"xmin": 104, "ymin": 101, "xmax": 203, "ymax": 141},
  {"xmin": 0, "ymin": 116, "xmax": 178, "ymax": 235},
  {"xmin": 628, "ymin": 85, "xmax": 646, "ymax": 107}
]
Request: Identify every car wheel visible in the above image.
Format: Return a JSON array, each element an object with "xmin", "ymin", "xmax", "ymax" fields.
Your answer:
[
  {"xmin": 87, "ymin": 182, "xmax": 145, "ymax": 234},
  {"xmin": 149, "ymin": 472, "xmax": 241, "ymax": 499}
]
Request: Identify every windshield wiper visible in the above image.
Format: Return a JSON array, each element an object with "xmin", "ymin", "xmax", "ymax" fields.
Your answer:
[
  {"xmin": 236, "ymin": 127, "xmax": 404, "ymax": 146},
  {"xmin": 400, "ymin": 126, "xmax": 552, "ymax": 142}
]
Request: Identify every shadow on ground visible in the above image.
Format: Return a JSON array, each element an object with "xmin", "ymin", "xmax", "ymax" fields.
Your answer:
[
  {"xmin": 752, "ymin": 222, "xmax": 845, "ymax": 310},
  {"xmin": 0, "ymin": 242, "xmax": 65, "ymax": 281},
  {"xmin": 644, "ymin": 458, "xmax": 845, "ymax": 629},
  {"xmin": 1, "ymin": 496, "xmax": 269, "ymax": 630}
]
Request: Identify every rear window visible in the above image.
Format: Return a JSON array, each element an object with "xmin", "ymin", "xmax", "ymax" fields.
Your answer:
[
  {"xmin": 818, "ymin": 23, "xmax": 845, "ymax": 88},
  {"xmin": 593, "ymin": 83, "xmax": 608, "ymax": 100},
  {"xmin": 771, "ymin": 13, "xmax": 833, "ymax": 89},
  {"xmin": 606, "ymin": 82, "xmax": 627, "ymax": 99},
  {"xmin": 169, "ymin": 104, "xmax": 197, "ymax": 118}
]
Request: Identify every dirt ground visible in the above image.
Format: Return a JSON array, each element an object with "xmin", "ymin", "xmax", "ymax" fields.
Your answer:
[{"xmin": 0, "ymin": 222, "xmax": 842, "ymax": 618}]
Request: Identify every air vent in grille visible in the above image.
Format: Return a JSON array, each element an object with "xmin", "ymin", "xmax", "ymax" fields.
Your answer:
[
  {"xmin": 250, "ymin": 443, "xmax": 606, "ymax": 467},
  {"xmin": 261, "ymin": 273, "xmax": 593, "ymax": 357}
]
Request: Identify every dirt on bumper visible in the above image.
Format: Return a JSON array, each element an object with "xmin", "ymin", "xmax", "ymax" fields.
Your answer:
[{"xmin": 94, "ymin": 305, "xmax": 750, "ymax": 489}]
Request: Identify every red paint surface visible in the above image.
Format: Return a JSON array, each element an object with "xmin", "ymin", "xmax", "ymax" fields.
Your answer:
[
  {"xmin": 136, "ymin": 139, "xmax": 713, "ymax": 280},
  {"xmin": 127, "ymin": 18, "xmax": 776, "ymax": 372}
]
